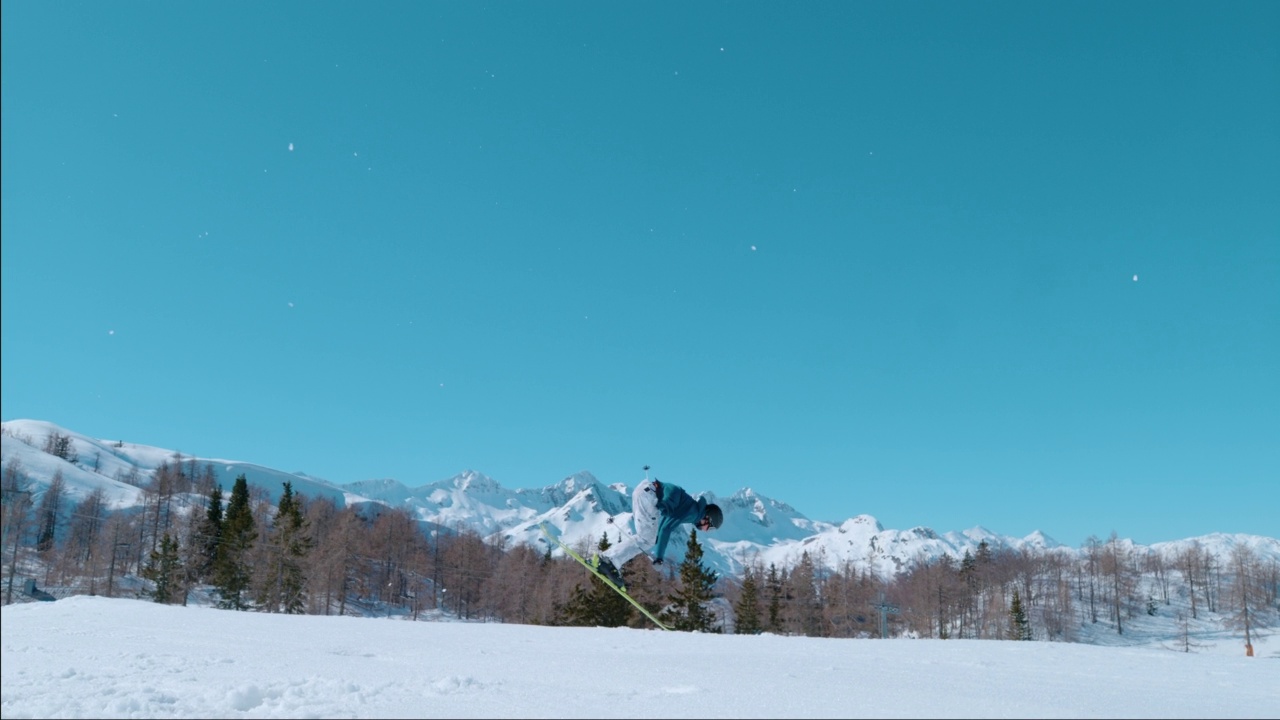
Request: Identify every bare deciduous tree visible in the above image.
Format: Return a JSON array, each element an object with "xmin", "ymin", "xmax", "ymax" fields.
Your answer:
[{"xmin": 1224, "ymin": 544, "xmax": 1271, "ymax": 656}]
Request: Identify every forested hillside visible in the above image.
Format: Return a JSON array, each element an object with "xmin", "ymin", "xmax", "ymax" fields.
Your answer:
[{"xmin": 3, "ymin": 428, "xmax": 1274, "ymax": 650}]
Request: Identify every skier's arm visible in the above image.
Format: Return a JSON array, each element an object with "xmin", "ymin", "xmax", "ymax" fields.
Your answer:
[{"xmin": 652, "ymin": 515, "xmax": 679, "ymax": 562}]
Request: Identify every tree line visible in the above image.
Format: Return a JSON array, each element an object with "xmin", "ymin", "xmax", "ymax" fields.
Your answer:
[
  {"xmin": 2, "ymin": 451, "xmax": 1275, "ymax": 645},
  {"xmin": 724, "ymin": 533, "xmax": 1276, "ymax": 649},
  {"xmin": 1, "ymin": 454, "xmax": 722, "ymax": 631}
]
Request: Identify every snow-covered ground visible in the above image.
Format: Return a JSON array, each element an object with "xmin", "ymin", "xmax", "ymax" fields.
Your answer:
[{"xmin": 2, "ymin": 596, "xmax": 1274, "ymax": 719}]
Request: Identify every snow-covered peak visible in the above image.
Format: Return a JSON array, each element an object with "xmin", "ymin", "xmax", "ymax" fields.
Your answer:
[
  {"xmin": 843, "ymin": 514, "xmax": 885, "ymax": 533},
  {"xmin": 3, "ymin": 419, "xmax": 1276, "ymax": 580}
]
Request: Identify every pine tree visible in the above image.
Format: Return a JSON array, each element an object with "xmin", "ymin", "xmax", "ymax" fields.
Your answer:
[
  {"xmin": 141, "ymin": 532, "xmax": 185, "ymax": 604},
  {"xmin": 959, "ymin": 549, "xmax": 978, "ymax": 589},
  {"xmin": 257, "ymin": 481, "xmax": 313, "ymax": 613},
  {"xmin": 976, "ymin": 539, "xmax": 994, "ymax": 565},
  {"xmin": 193, "ymin": 483, "xmax": 223, "ymax": 582},
  {"xmin": 734, "ymin": 567, "xmax": 763, "ymax": 635},
  {"xmin": 212, "ymin": 474, "xmax": 256, "ymax": 610},
  {"xmin": 559, "ymin": 532, "xmax": 632, "ymax": 627},
  {"xmin": 788, "ymin": 551, "xmax": 823, "ymax": 636},
  {"xmin": 1009, "ymin": 588, "xmax": 1032, "ymax": 640},
  {"xmin": 766, "ymin": 563, "xmax": 784, "ymax": 633},
  {"xmin": 42, "ymin": 432, "xmax": 76, "ymax": 463},
  {"xmin": 34, "ymin": 469, "xmax": 65, "ymax": 553},
  {"xmin": 662, "ymin": 530, "xmax": 719, "ymax": 632}
]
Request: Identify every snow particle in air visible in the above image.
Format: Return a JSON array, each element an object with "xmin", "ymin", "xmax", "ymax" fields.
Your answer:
[
  {"xmin": 288, "ymin": 143, "xmax": 294, "ymax": 152},
  {"xmin": 1133, "ymin": 275, "xmax": 1139, "ymax": 282}
]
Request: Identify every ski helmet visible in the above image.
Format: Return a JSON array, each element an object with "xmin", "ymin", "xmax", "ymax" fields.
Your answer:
[{"xmin": 703, "ymin": 503, "xmax": 724, "ymax": 530}]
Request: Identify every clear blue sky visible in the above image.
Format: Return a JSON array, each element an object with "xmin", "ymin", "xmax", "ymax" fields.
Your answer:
[{"xmin": 3, "ymin": 2, "xmax": 1276, "ymax": 546}]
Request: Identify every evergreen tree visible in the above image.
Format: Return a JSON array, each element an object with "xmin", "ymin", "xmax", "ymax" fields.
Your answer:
[
  {"xmin": 662, "ymin": 530, "xmax": 719, "ymax": 632},
  {"xmin": 42, "ymin": 432, "xmax": 77, "ymax": 463},
  {"xmin": 257, "ymin": 481, "xmax": 313, "ymax": 613},
  {"xmin": 560, "ymin": 532, "xmax": 631, "ymax": 627},
  {"xmin": 975, "ymin": 539, "xmax": 994, "ymax": 565},
  {"xmin": 1009, "ymin": 588, "xmax": 1032, "ymax": 640},
  {"xmin": 959, "ymin": 549, "xmax": 977, "ymax": 588},
  {"xmin": 733, "ymin": 567, "xmax": 763, "ymax": 635},
  {"xmin": 788, "ymin": 551, "xmax": 824, "ymax": 637},
  {"xmin": 766, "ymin": 563, "xmax": 785, "ymax": 633},
  {"xmin": 141, "ymin": 532, "xmax": 185, "ymax": 604},
  {"xmin": 212, "ymin": 474, "xmax": 256, "ymax": 610},
  {"xmin": 34, "ymin": 469, "xmax": 66, "ymax": 553},
  {"xmin": 193, "ymin": 483, "xmax": 223, "ymax": 582}
]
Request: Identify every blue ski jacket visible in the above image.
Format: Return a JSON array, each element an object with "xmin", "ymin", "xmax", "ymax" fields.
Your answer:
[{"xmin": 651, "ymin": 481, "xmax": 709, "ymax": 562}]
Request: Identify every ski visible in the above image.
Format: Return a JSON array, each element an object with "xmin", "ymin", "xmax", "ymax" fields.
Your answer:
[{"xmin": 538, "ymin": 523, "xmax": 672, "ymax": 631}]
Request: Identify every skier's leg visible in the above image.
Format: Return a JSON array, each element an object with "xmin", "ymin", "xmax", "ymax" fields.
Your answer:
[
  {"xmin": 631, "ymin": 480, "xmax": 661, "ymax": 549},
  {"xmin": 600, "ymin": 536, "xmax": 641, "ymax": 570},
  {"xmin": 601, "ymin": 480, "xmax": 660, "ymax": 567}
]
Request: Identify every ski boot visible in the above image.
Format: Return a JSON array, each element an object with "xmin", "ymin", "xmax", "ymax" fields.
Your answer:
[{"xmin": 590, "ymin": 554, "xmax": 626, "ymax": 591}]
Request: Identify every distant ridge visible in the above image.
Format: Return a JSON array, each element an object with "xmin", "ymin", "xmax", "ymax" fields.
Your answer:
[{"xmin": 3, "ymin": 418, "xmax": 1277, "ymax": 579}]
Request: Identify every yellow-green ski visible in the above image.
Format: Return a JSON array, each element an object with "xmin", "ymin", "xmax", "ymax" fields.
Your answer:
[{"xmin": 538, "ymin": 523, "xmax": 672, "ymax": 631}]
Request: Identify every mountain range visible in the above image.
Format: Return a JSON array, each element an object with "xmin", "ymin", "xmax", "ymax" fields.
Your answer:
[{"xmin": 3, "ymin": 418, "xmax": 1276, "ymax": 577}]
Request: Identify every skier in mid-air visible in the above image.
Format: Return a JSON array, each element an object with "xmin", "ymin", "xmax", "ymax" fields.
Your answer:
[{"xmin": 591, "ymin": 469, "xmax": 723, "ymax": 590}]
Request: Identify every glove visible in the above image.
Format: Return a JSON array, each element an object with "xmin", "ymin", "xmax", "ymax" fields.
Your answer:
[{"xmin": 653, "ymin": 558, "xmax": 663, "ymax": 566}]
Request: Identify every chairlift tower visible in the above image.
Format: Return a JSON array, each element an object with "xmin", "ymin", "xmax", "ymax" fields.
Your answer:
[{"xmin": 873, "ymin": 591, "xmax": 899, "ymax": 639}]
